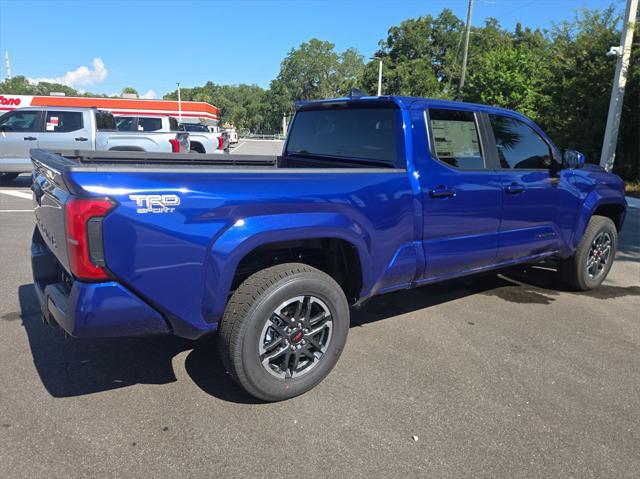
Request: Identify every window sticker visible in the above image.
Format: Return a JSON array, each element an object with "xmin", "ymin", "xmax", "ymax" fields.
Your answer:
[
  {"xmin": 46, "ymin": 116, "xmax": 59, "ymax": 131},
  {"xmin": 431, "ymin": 120, "xmax": 480, "ymax": 158}
]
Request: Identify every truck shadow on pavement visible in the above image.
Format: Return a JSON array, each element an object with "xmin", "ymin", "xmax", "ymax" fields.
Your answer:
[{"xmin": 18, "ymin": 263, "xmax": 640, "ymax": 402}]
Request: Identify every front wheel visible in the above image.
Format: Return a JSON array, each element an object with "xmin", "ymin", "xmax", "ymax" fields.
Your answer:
[
  {"xmin": 218, "ymin": 263, "xmax": 350, "ymax": 401},
  {"xmin": 559, "ymin": 215, "xmax": 618, "ymax": 290}
]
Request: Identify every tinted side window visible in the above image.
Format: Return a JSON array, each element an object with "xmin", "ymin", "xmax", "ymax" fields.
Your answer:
[
  {"xmin": 489, "ymin": 115, "xmax": 552, "ymax": 169},
  {"xmin": 168, "ymin": 117, "xmax": 179, "ymax": 131},
  {"xmin": 429, "ymin": 109, "xmax": 484, "ymax": 169},
  {"xmin": 45, "ymin": 111, "xmax": 83, "ymax": 133},
  {"xmin": 116, "ymin": 116, "xmax": 136, "ymax": 131},
  {"xmin": 95, "ymin": 111, "xmax": 116, "ymax": 130},
  {"xmin": 286, "ymin": 107, "xmax": 398, "ymax": 167},
  {"xmin": 0, "ymin": 110, "xmax": 40, "ymax": 132},
  {"xmin": 138, "ymin": 117, "xmax": 162, "ymax": 131}
]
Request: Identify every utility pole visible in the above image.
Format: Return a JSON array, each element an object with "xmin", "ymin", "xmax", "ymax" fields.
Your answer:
[
  {"xmin": 377, "ymin": 59, "xmax": 383, "ymax": 96},
  {"xmin": 458, "ymin": 0, "xmax": 474, "ymax": 97},
  {"xmin": 176, "ymin": 82, "xmax": 182, "ymax": 122},
  {"xmin": 599, "ymin": 0, "xmax": 638, "ymax": 172},
  {"xmin": 5, "ymin": 51, "xmax": 11, "ymax": 81}
]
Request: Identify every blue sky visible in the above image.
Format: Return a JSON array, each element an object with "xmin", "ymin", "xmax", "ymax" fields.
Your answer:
[{"xmin": 0, "ymin": 0, "xmax": 623, "ymax": 98}]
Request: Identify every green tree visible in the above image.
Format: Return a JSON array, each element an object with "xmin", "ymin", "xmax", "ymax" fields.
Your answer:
[
  {"xmin": 262, "ymin": 38, "xmax": 365, "ymax": 130},
  {"xmin": 121, "ymin": 87, "xmax": 138, "ymax": 97},
  {"xmin": 164, "ymin": 82, "xmax": 268, "ymax": 133},
  {"xmin": 0, "ymin": 75, "xmax": 81, "ymax": 96},
  {"xmin": 464, "ymin": 45, "xmax": 552, "ymax": 122},
  {"xmin": 545, "ymin": 7, "xmax": 626, "ymax": 166}
]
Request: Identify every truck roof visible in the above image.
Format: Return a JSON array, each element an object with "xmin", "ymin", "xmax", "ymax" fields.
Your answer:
[{"xmin": 296, "ymin": 95, "xmax": 528, "ymax": 120}]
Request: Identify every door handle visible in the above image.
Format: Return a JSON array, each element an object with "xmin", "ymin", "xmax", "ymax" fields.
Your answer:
[
  {"xmin": 23, "ymin": 136, "xmax": 37, "ymax": 141},
  {"xmin": 429, "ymin": 187, "xmax": 456, "ymax": 198},
  {"xmin": 75, "ymin": 137, "xmax": 88, "ymax": 142},
  {"xmin": 505, "ymin": 183, "xmax": 525, "ymax": 194}
]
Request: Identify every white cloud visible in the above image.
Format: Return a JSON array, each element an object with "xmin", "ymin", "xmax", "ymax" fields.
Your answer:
[
  {"xmin": 139, "ymin": 89, "xmax": 157, "ymax": 99},
  {"xmin": 29, "ymin": 58, "xmax": 107, "ymax": 88}
]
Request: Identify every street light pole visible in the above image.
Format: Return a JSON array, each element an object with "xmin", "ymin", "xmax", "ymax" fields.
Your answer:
[
  {"xmin": 377, "ymin": 59, "xmax": 383, "ymax": 96},
  {"xmin": 599, "ymin": 0, "xmax": 638, "ymax": 172},
  {"xmin": 458, "ymin": 0, "xmax": 474, "ymax": 97},
  {"xmin": 176, "ymin": 82, "xmax": 182, "ymax": 122}
]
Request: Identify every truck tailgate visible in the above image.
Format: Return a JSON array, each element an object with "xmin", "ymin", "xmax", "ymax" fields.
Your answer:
[{"xmin": 32, "ymin": 157, "xmax": 72, "ymax": 274}]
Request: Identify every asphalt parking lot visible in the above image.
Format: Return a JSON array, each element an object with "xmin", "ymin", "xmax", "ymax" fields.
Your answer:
[{"xmin": 0, "ymin": 143, "xmax": 638, "ymax": 478}]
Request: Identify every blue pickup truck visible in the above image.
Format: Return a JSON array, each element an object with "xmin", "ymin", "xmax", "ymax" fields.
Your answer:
[{"xmin": 30, "ymin": 96, "xmax": 627, "ymax": 400}]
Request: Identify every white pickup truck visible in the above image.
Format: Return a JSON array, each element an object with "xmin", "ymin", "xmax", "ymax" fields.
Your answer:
[
  {"xmin": 114, "ymin": 115, "xmax": 226, "ymax": 154},
  {"xmin": 0, "ymin": 107, "xmax": 189, "ymax": 181}
]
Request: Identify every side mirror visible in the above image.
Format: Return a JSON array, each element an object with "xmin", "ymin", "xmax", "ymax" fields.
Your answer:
[{"xmin": 563, "ymin": 149, "xmax": 585, "ymax": 169}]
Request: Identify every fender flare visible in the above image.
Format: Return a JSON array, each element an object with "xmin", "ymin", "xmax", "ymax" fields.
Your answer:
[
  {"xmin": 202, "ymin": 212, "xmax": 373, "ymax": 321},
  {"xmin": 571, "ymin": 191, "xmax": 627, "ymax": 250}
]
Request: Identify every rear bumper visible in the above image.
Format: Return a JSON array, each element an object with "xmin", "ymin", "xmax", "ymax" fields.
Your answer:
[{"xmin": 31, "ymin": 227, "xmax": 170, "ymax": 338}]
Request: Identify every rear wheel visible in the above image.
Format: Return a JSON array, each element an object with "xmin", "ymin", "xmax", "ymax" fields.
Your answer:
[
  {"xmin": 559, "ymin": 215, "xmax": 617, "ymax": 290},
  {"xmin": 218, "ymin": 263, "xmax": 349, "ymax": 401}
]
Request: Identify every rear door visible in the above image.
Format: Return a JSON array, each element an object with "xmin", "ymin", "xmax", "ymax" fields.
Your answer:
[
  {"xmin": 38, "ymin": 110, "xmax": 91, "ymax": 151},
  {"xmin": 0, "ymin": 109, "xmax": 42, "ymax": 162},
  {"xmin": 485, "ymin": 113, "xmax": 580, "ymax": 262},
  {"xmin": 417, "ymin": 106, "xmax": 502, "ymax": 279}
]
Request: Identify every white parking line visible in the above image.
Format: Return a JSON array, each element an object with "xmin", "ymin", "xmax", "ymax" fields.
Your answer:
[
  {"xmin": 229, "ymin": 142, "xmax": 247, "ymax": 154},
  {"xmin": 0, "ymin": 190, "xmax": 32, "ymax": 200},
  {"xmin": 0, "ymin": 209, "xmax": 33, "ymax": 212}
]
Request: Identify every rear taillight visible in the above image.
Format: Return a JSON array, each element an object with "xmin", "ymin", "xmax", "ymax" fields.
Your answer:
[
  {"xmin": 169, "ymin": 138, "xmax": 180, "ymax": 153},
  {"xmin": 217, "ymin": 136, "xmax": 224, "ymax": 150},
  {"xmin": 65, "ymin": 198, "xmax": 114, "ymax": 281}
]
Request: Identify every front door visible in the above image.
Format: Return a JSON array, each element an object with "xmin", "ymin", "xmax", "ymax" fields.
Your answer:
[
  {"xmin": 0, "ymin": 110, "xmax": 41, "ymax": 167},
  {"xmin": 418, "ymin": 107, "xmax": 502, "ymax": 280},
  {"xmin": 486, "ymin": 113, "xmax": 580, "ymax": 262}
]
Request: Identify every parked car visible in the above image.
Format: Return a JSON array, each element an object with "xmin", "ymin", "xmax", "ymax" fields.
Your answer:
[
  {"xmin": 179, "ymin": 122, "xmax": 228, "ymax": 153},
  {"xmin": 0, "ymin": 107, "xmax": 189, "ymax": 181},
  {"xmin": 114, "ymin": 115, "xmax": 227, "ymax": 154},
  {"xmin": 223, "ymin": 127, "xmax": 239, "ymax": 144},
  {"xmin": 30, "ymin": 96, "xmax": 626, "ymax": 401}
]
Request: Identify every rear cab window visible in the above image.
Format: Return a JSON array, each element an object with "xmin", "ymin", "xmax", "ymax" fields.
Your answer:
[
  {"xmin": 116, "ymin": 116, "xmax": 137, "ymax": 131},
  {"xmin": 137, "ymin": 117, "xmax": 162, "ymax": 131},
  {"xmin": 284, "ymin": 102, "xmax": 402, "ymax": 168},
  {"xmin": 427, "ymin": 108, "xmax": 485, "ymax": 169}
]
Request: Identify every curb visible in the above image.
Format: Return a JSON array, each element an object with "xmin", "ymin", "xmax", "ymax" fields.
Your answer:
[{"xmin": 626, "ymin": 196, "xmax": 640, "ymax": 209}]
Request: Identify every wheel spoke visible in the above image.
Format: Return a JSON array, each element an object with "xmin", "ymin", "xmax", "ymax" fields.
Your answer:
[
  {"xmin": 294, "ymin": 298, "xmax": 304, "ymax": 320},
  {"xmin": 291, "ymin": 351, "xmax": 301, "ymax": 372},
  {"xmin": 261, "ymin": 344, "xmax": 288, "ymax": 363},
  {"xmin": 309, "ymin": 311, "xmax": 330, "ymax": 326},
  {"xmin": 300, "ymin": 348, "xmax": 316, "ymax": 361},
  {"xmin": 263, "ymin": 336, "xmax": 284, "ymax": 354}
]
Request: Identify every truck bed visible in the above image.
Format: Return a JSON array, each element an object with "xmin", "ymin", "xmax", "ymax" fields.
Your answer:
[{"xmin": 31, "ymin": 149, "xmax": 278, "ymax": 171}]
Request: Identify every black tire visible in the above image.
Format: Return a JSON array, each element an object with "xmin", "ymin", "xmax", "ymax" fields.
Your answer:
[
  {"xmin": 559, "ymin": 215, "xmax": 617, "ymax": 291},
  {"xmin": 218, "ymin": 263, "xmax": 349, "ymax": 401},
  {"xmin": 0, "ymin": 173, "xmax": 19, "ymax": 183}
]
